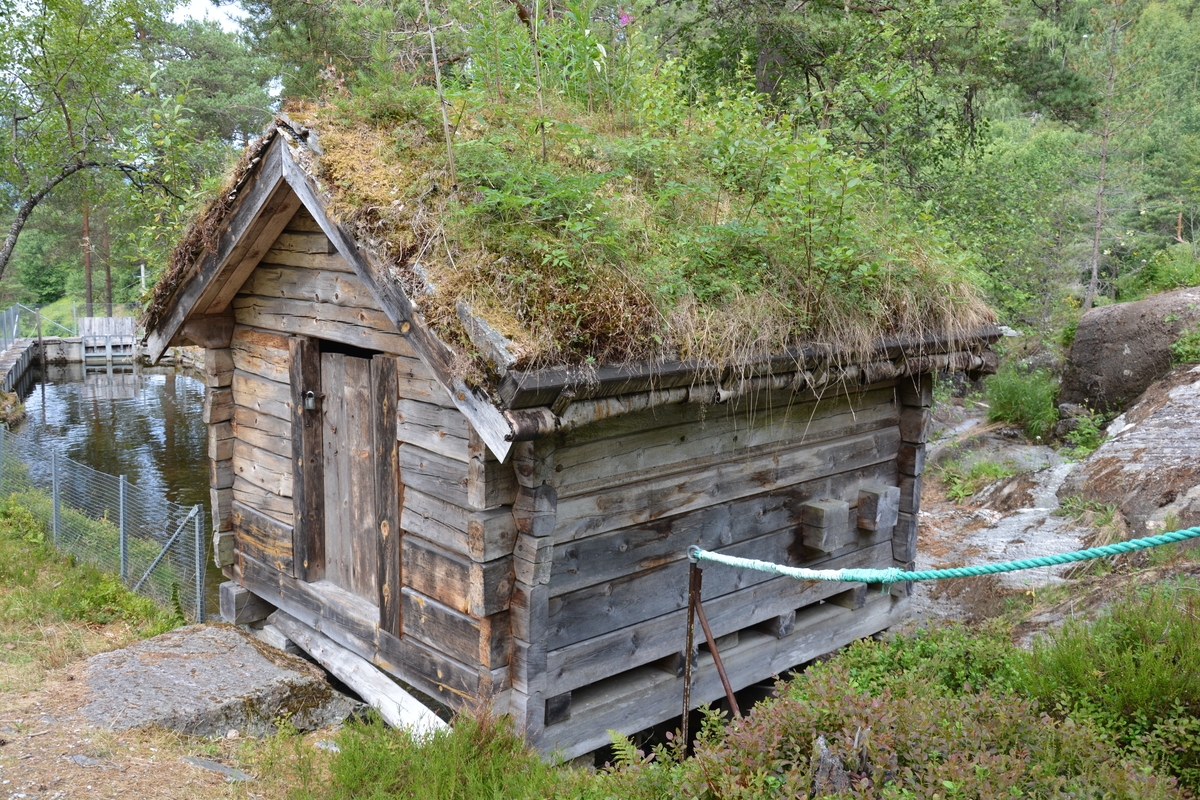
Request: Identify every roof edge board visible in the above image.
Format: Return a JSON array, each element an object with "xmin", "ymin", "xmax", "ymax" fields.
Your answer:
[
  {"xmin": 276, "ymin": 139, "xmax": 516, "ymax": 463},
  {"xmin": 144, "ymin": 135, "xmax": 287, "ymax": 363}
]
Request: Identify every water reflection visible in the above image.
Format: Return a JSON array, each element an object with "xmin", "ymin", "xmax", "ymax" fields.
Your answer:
[{"xmin": 17, "ymin": 363, "xmax": 208, "ymax": 510}]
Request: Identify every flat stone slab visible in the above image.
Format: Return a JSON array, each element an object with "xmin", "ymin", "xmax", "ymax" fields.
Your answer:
[{"xmin": 79, "ymin": 624, "xmax": 362, "ymax": 737}]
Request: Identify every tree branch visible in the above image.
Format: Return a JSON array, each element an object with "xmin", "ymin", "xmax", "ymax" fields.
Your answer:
[{"xmin": 0, "ymin": 160, "xmax": 105, "ymax": 282}]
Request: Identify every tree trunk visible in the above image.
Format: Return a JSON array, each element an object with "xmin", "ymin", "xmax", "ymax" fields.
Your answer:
[
  {"xmin": 103, "ymin": 218, "xmax": 112, "ymax": 317},
  {"xmin": 82, "ymin": 193, "xmax": 93, "ymax": 318},
  {"xmin": 0, "ymin": 161, "xmax": 101, "ymax": 284}
]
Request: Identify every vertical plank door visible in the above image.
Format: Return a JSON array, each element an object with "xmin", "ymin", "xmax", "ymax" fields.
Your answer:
[{"xmin": 321, "ymin": 352, "xmax": 380, "ymax": 603}]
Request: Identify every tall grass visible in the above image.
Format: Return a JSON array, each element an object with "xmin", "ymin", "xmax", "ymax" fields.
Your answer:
[{"xmin": 984, "ymin": 361, "xmax": 1058, "ymax": 439}]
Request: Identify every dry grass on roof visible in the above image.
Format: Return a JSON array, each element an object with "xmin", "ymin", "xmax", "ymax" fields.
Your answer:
[{"xmin": 290, "ymin": 84, "xmax": 993, "ymax": 381}]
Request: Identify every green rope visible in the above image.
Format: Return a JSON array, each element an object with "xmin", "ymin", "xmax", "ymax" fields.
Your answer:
[{"xmin": 687, "ymin": 526, "xmax": 1200, "ymax": 585}]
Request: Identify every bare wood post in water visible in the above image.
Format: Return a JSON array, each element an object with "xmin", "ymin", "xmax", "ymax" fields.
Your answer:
[{"xmin": 682, "ymin": 559, "xmax": 701, "ymax": 746}]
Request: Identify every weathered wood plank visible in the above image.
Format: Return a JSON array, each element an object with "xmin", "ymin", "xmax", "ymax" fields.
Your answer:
[
  {"xmin": 203, "ymin": 386, "xmax": 234, "ymax": 424},
  {"xmin": 258, "ymin": 250, "xmax": 356, "ymax": 272},
  {"xmin": 144, "ymin": 137, "xmax": 288, "ymax": 361},
  {"xmin": 540, "ymin": 594, "xmax": 908, "ymax": 759},
  {"xmin": 547, "ymin": 525, "xmax": 894, "ymax": 650},
  {"xmin": 269, "ymin": 230, "xmax": 337, "ymax": 255},
  {"xmin": 233, "ymin": 294, "xmax": 414, "ymax": 357},
  {"xmin": 397, "ymin": 398, "xmax": 470, "ymax": 462},
  {"xmin": 857, "ymin": 485, "xmax": 900, "ymax": 531},
  {"xmin": 322, "ymin": 353, "xmax": 349, "ymax": 591},
  {"xmin": 242, "ymin": 264, "xmax": 383, "ymax": 310},
  {"xmin": 232, "ymin": 476, "xmax": 294, "ymax": 524},
  {"xmin": 553, "ymin": 427, "xmax": 902, "ymax": 543},
  {"xmin": 271, "ymin": 610, "xmax": 446, "ymax": 736},
  {"xmin": 344, "ymin": 355, "xmax": 380, "ymax": 602},
  {"xmin": 235, "ymin": 416, "xmax": 292, "ymax": 460},
  {"xmin": 208, "ymin": 420, "xmax": 234, "ymax": 462},
  {"xmin": 397, "ymin": 357, "xmax": 455, "ymax": 408},
  {"xmin": 283, "ymin": 207, "xmax": 325, "ymax": 234},
  {"xmin": 400, "ymin": 487, "xmax": 518, "ymax": 562},
  {"xmin": 398, "ymin": 445, "xmax": 471, "ymax": 508},
  {"xmin": 401, "ymin": 534, "xmax": 513, "ymax": 617},
  {"xmin": 552, "ymin": 388, "xmax": 897, "ymax": 497},
  {"xmin": 233, "ymin": 438, "xmax": 294, "ymax": 497},
  {"xmin": 210, "ymin": 457, "xmax": 234, "ymax": 490},
  {"xmin": 220, "ymin": 580, "xmax": 275, "ymax": 624},
  {"xmin": 373, "ymin": 354, "xmax": 401, "ymax": 637},
  {"xmin": 545, "ymin": 540, "xmax": 896, "ymax": 696},
  {"xmin": 290, "ymin": 336, "xmax": 324, "ymax": 582},
  {"xmin": 204, "ymin": 347, "xmax": 234, "ymax": 388},
  {"xmin": 232, "ymin": 369, "xmax": 292, "ymax": 420},
  {"xmin": 232, "ymin": 325, "xmax": 292, "ymax": 384},
  {"xmin": 468, "ymin": 428, "xmax": 518, "ymax": 510},
  {"xmin": 233, "ymin": 500, "xmax": 295, "ymax": 575},
  {"xmin": 401, "ymin": 587, "xmax": 510, "ymax": 669},
  {"xmin": 210, "ymin": 486, "xmax": 232, "ymax": 533}
]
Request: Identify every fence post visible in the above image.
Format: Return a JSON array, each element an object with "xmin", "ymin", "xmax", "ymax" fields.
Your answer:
[
  {"xmin": 0, "ymin": 428, "xmax": 5, "ymax": 492},
  {"xmin": 119, "ymin": 475, "xmax": 128, "ymax": 584},
  {"xmin": 50, "ymin": 451, "xmax": 60, "ymax": 549},
  {"xmin": 36, "ymin": 308, "xmax": 43, "ymax": 370},
  {"xmin": 194, "ymin": 506, "xmax": 205, "ymax": 623}
]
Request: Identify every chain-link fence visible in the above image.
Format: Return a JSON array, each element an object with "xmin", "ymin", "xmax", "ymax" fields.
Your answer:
[{"xmin": 0, "ymin": 426, "xmax": 206, "ymax": 622}]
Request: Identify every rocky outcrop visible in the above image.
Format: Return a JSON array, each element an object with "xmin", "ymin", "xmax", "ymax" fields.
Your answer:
[
  {"xmin": 80, "ymin": 624, "xmax": 362, "ymax": 736},
  {"xmin": 1059, "ymin": 364, "xmax": 1200, "ymax": 535},
  {"xmin": 1060, "ymin": 287, "xmax": 1200, "ymax": 411}
]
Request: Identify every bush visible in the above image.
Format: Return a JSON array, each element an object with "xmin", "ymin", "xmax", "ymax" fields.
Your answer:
[
  {"xmin": 937, "ymin": 458, "xmax": 1020, "ymax": 502},
  {"xmin": 1171, "ymin": 326, "xmax": 1200, "ymax": 363},
  {"xmin": 984, "ymin": 362, "xmax": 1058, "ymax": 439},
  {"xmin": 1023, "ymin": 581, "xmax": 1200, "ymax": 791}
]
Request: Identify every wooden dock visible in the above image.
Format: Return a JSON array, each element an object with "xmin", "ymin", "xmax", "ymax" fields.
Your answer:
[{"xmin": 0, "ymin": 339, "xmax": 37, "ymax": 393}]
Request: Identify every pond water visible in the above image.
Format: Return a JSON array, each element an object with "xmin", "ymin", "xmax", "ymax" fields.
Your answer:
[{"xmin": 14, "ymin": 363, "xmax": 220, "ymax": 612}]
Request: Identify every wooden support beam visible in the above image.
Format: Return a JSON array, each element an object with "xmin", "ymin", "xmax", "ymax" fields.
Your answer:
[
  {"xmin": 270, "ymin": 611, "xmax": 447, "ymax": 737},
  {"xmin": 290, "ymin": 336, "xmax": 324, "ymax": 581},
  {"xmin": 857, "ymin": 485, "xmax": 900, "ymax": 531},
  {"xmin": 897, "ymin": 443, "xmax": 925, "ymax": 476},
  {"xmin": 544, "ymin": 691, "xmax": 572, "ymax": 726},
  {"xmin": 758, "ymin": 609, "xmax": 795, "ymax": 639},
  {"xmin": 204, "ymin": 347, "xmax": 234, "ymax": 388},
  {"xmin": 801, "ymin": 500, "xmax": 851, "ymax": 552},
  {"xmin": 219, "ymin": 580, "xmax": 275, "ymax": 624}
]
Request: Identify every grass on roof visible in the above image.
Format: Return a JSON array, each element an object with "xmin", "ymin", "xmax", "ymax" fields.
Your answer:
[{"xmin": 191, "ymin": 6, "xmax": 993, "ymax": 381}]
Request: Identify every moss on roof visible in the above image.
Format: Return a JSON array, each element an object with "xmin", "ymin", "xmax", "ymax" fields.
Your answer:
[{"xmin": 152, "ymin": 61, "xmax": 993, "ymax": 383}]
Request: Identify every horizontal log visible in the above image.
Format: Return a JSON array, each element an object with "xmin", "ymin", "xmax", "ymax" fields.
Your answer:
[
  {"xmin": 242, "ymin": 264, "xmax": 383, "ymax": 311},
  {"xmin": 208, "ymin": 420, "xmax": 234, "ymax": 462},
  {"xmin": 204, "ymin": 348, "xmax": 234, "ymax": 388},
  {"xmin": 397, "ymin": 398, "xmax": 470, "ymax": 461},
  {"xmin": 233, "ymin": 294, "xmax": 414, "ymax": 357},
  {"xmin": 540, "ymin": 594, "xmax": 907, "ymax": 759},
  {"xmin": 210, "ymin": 458, "xmax": 234, "ymax": 490},
  {"xmin": 233, "ymin": 438, "xmax": 293, "ymax": 497},
  {"xmin": 553, "ymin": 427, "xmax": 901, "ymax": 544},
  {"xmin": 401, "ymin": 487, "xmax": 518, "ymax": 562},
  {"xmin": 220, "ymin": 580, "xmax": 274, "ymax": 624},
  {"xmin": 551, "ymin": 387, "xmax": 897, "ymax": 498},
  {"xmin": 203, "ymin": 387, "xmax": 234, "ymax": 424},
  {"xmin": 402, "ymin": 587, "xmax": 511, "ymax": 670},
  {"xmin": 232, "ymin": 369, "xmax": 292, "ymax": 421},
  {"xmin": 231, "ymin": 325, "xmax": 292, "ymax": 384},
  {"xmin": 401, "ymin": 534, "xmax": 514, "ymax": 617},
  {"xmin": 233, "ymin": 475, "xmax": 294, "ymax": 525},
  {"xmin": 234, "ymin": 413, "xmax": 292, "ymax": 460},
  {"xmin": 397, "ymin": 356, "xmax": 456, "ymax": 408},
  {"xmin": 549, "ymin": 460, "xmax": 896, "ymax": 596},
  {"xmin": 211, "ymin": 486, "xmax": 232, "ymax": 533},
  {"xmin": 399, "ymin": 444, "xmax": 470, "ymax": 508},
  {"xmin": 233, "ymin": 500, "xmax": 294, "ymax": 575},
  {"xmin": 547, "ymin": 525, "xmax": 894, "ymax": 649}
]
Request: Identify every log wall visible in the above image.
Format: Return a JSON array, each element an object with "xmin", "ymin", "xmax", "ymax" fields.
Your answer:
[
  {"xmin": 224, "ymin": 206, "xmax": 517, "ymax": 709},
  {"xmin": 511, "ymin": 382, "xmax": 918, "ymax": 758}
]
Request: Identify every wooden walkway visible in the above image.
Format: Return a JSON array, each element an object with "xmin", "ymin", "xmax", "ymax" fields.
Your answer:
[{"xmin": 0, "ymin": 339, "xmax": 36, "ymax": 393}]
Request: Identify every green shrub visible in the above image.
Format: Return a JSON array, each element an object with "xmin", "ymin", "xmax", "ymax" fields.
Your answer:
[
  {"xmin": 1062, "ymin": 408, "xmax": 1107, "ymax": 457},
  {"xmin": 984, "ymin": 362, "xmax": 1058, "ymax": 439},
  {"xmin": 1171, "ymin": 326, "xmax": 1200, "ymax": 363},
  {"xmin": 937, "ymin": 458, "xmax": 1019, "ymax": 502},
  {"xmin": 1023, "ymin": 581, "xmax": 1200, "ymax": 792}
]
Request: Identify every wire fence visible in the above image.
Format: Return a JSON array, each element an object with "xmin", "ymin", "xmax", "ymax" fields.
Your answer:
[{"xmin": 0, "ymin": 425, "xmax": 206, "ymax": 622}]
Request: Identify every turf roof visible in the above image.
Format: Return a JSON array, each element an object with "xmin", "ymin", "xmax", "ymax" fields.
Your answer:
[{"xmin": 150, "ymin": 76, "xmax": 994, "ymax": 385}]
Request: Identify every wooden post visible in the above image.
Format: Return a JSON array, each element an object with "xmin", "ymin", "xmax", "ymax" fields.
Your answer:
[
  {"xmin": 290, "ymin": 336, "xmax": 325, "ymax": 581},
  {"xmin": 372, "ymin": 354, "xmax": 401, "ymax": 636},
  {"xmin": 35, "ymin": 308, "xmax": 43, "ymax": 370}
]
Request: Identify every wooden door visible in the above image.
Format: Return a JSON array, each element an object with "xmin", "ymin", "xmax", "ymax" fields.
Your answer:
[{"xmin": 321, "ymin": 352, "xmax": 380, "ymax": 602}]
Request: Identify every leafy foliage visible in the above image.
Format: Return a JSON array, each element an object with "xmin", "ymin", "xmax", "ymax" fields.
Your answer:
[
  {"xmin": 984, "ymin": 362, "xmax": 1059, "ymax": 439},
  {"xmin": 937, "ymin": 458, "xmax": 1021, "ymax": 502}
]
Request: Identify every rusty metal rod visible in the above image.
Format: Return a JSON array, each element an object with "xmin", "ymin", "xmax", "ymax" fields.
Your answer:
[
  {"xmin": 681, "ymin": 559, "xmax": 701, "ymax": 745},
  {"xmin": 693, "ymin": 580, "xmax": 742, "ymax": 719}
]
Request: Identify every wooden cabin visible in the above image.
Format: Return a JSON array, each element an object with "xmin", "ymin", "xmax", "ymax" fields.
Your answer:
[{"xmin": 144, "ymin": 124, "xmax": 997, "ymax": 759}]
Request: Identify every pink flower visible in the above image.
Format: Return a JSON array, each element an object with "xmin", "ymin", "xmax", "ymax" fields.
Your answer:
[{"xmin": 619, "ymin": 7, "xmax": 630, "ymax": 26}]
